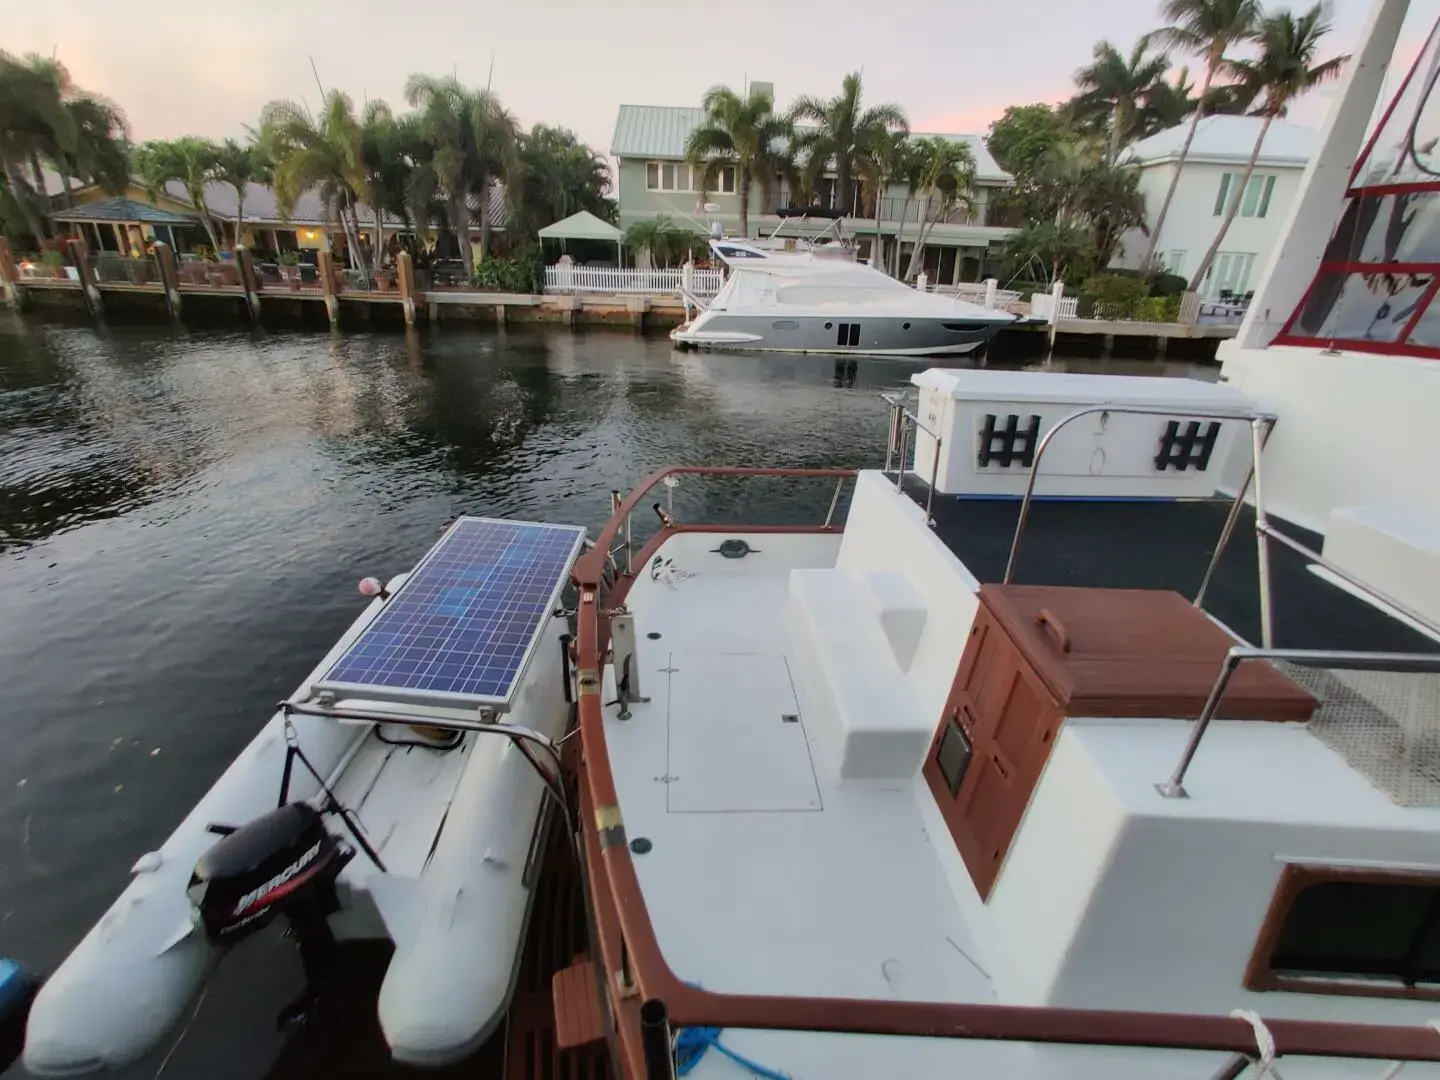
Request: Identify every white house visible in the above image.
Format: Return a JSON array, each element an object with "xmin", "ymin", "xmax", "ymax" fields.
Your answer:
[{"xmin": 1113, "ymin": 114, "xmax": 1318, "ymax": 298}]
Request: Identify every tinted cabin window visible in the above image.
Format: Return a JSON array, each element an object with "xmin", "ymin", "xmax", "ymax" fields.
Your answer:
[{"xmin": 1251, "ymin": 869, "xmax": 1440, "ymax": 998}]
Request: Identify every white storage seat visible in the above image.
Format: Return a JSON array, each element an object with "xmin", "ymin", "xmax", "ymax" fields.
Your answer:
[{"xmin": 785, "ymin": 568, "xmax": 932, "ymax": 779}]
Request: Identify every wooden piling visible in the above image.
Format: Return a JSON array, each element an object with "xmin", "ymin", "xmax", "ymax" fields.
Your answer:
[
  {"xmin": 318, "ymin": 250, "xmax": 339, "ymax": 327},
  {"xmin": 66, "ymin": 238, "xmax": 102, "ymax": 317},
  {"xmin": 0, "ymin": 236, "xmax": 26, "ymax": 311},
  {"xmin": 152, "ymin": 242, "xmax": 182, "ymax": 320},
  {"xmin": 234, "ymin": 245, "xmax": 262, "ymax": 322},
  {"xmin": 396, "ymin": 251, "xmax": 417, "ymax": 326}
]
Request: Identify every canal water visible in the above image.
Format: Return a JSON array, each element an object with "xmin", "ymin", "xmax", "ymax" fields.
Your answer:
[{"xmin": 0, "ymin": 315, "xmax": 1213, "ymax": 1078}]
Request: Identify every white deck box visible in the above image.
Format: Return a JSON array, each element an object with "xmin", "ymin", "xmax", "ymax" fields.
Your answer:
[{"xmin": 910, "ymin": 369, "xmax": 1255, "ymax": 499}]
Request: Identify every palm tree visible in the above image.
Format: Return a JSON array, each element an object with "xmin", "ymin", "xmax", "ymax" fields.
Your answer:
[
  {"xmin": 359, "ymin": 101, "xmax": 420, "ymax": 274},
  {"xmin": 133, "ymin": 138, "xmax": 225, "ymax": 253},
  {"xmin": 685, "ymin": 84, "xmax": 793, "ymax": 238},
  {"xmin": 1002, "ymin": 219, "xmax": 1097, "ymax": 287},
  {"xmin": 52, "ymin": 95, "xmax": 130, "ymax": 207},
  {"xmin": 790, "ymin": 73, "xmax": 908, "ymax": 217},
  {"xmin": 511, "ymin": 125, "xmax": 613, "ymax": 235},
  {"xmin": 404, "ymin": 75, "xmax": 520, "ymax": 279},
  {"xmin": 624, "ymin": 216, "xmax": 701, "ymax": 268},
  {"xmin": 1138, "ymin": 0, "xmax": 1261, "ymax": 272},
  {"xmin": 903, "ymin": 137, "xmax": 977, "ymax": 281},
  {"xmin": 0, "ymin": 50, "xmax": 73, "ymax": 240},
  {"xmin": 1137, "ymin": 67, "xmax": 1199, "ymax": 140},
  {"xmin": 856, "ymin": 126, "xmax": 909, "ymax": 269},
  {"xmin": 258, "ymin": 91, "xmax": 370, "ymax": 278},
  {"xmin": 1188, "ymin": 5, "xmax": 1347, "ymax": 290},
  {"xmin": 1069, "ymin": 40, "xmax": 1172, "ymax": 164},
  {"xmin": 210, "ymin": 138, "xmax": 270, "ymax": 249}
]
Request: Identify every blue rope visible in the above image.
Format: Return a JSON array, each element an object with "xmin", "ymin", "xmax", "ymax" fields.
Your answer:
[
  {"xmin": 673, "ymin": 982, "xmax": 791, "ymax": 1080},
  {"xmin": 674, "ymin": 1026, "xmax": 791, "ymax": 1080}
]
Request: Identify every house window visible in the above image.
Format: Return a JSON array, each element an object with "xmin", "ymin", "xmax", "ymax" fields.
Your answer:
[
  {"xmin": 1215, "ymin": 173, "xmax": 1278, "ymax": 218},
  {"xmin": 1204, "ymin": 251, "xmax": 1255, "ymax": 298},
  {"xmin": 1214, "ymin": 174, "xmax": 1233, "ymax": 216},
  {"xmin": 1166, "ymin": 250, "xmax": 1186, "ymax": 274},
  {"xmin": 718, "ymin": 166, "xmax": 736, "ymax": 194},
  {"xmin": 1248, "ymin": 866, "xmax": 1440, "ymax": 999},
  {"xmin": 1242, "ymin": 175, "xmax": 1277, "ymax": 218},
  {"xmin": 645, "ymin": 162, "xmax": 694, "ymax": 192}
]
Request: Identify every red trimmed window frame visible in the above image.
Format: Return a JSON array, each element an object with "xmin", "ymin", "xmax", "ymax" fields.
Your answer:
[{"xmin": 1275, "ymin": 179, "xmax": 1440, "ymax": 357}]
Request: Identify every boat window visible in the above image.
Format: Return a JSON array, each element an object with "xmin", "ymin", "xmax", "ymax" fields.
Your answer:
[
  {"xmin": 942, "ymin": 323, "xmax": 977, "ymax": 332},
  {"xmin": 1276, "ymin": 18, "xmax": 1440, "ymax": 356},
  {"xmin": 1248, "ymin": 866, "xmax": 1440, "ymax": 999},
  {"xmin": 771, "ymin": 320, "xmax": 798, "ymax": 330}
]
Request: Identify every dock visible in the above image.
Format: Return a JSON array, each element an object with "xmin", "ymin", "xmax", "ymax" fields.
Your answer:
[{"xmin": 0, "ymin": 238, "xmax": 1233, "ymax": 361}]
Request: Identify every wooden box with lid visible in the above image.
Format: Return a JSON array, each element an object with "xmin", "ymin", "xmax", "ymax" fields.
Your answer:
[{"xmin": 924, "ymin": 585, "xmax": 1317, "ymax": 899}]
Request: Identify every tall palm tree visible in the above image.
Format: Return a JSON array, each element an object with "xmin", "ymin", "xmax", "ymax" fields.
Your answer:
[
  {"xmin": 1069, "ymin": 40, "xmax": 1172, "ymax": 164},
  {"xmin": 133, "ymin": 138, "xmax": 225, "ymax": 253},
  {"xmin": 210, "ymin": 138, "xmax": 270, "ymax": 249},
  {"xmin": 1138, "ymin": 0, "xmax": 1261, "ymax": 272},
  {"xmin": 1137, "ymin": 67, "xmax": 1199, "ymax": 140},
  {"xmin": 903, "ymin": 137, "xmax": 977, "ymax": 281},
  {"xmin": 52, "ymin": 95, "xmax": 130, "ymax": 207},
  {"xmin": 359, "ymin": 101, "xmax": 420, "ymax": 274},
  {"xmin": 259, "ymin": 91, "xmax": 372, "ymax": 276},
  {"xmin": 685, "ymin": 84, "xmax": 793, "ymax": 238},
  {"xmin": 1189, "ymin": 5, "xmax": 1347, "ymax": 290},
  {"xmin": 0, "ymin": 50, "xmax": 73, "ymax": 240},
  {"xmin": 405, "ymin": 75, "xmax": 520, "ymax": 279},
  {"xmin": 790, "ymin": 72, "xmax": 908, "ymax": 216},
  {"xmin": 856, "ymin": 125, "xmax": 909, "ymax": 270}
]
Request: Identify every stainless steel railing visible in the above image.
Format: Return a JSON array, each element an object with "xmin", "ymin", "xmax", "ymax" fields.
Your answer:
[
  {"xmin": 881, "ymin": 391, "xmax": 943, "ymax": 526},
  {"xmin": 1156, "ymin": 647, "xmax": 1440, "ymax": 798},
  {"xmin": 895, "ymin": 397, "xmax": 1440, "ymax": 798}
]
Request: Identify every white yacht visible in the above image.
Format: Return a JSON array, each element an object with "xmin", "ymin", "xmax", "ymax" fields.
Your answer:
[{"xmin": 672, "ymin": 236, "xmax": 1018, "ymax": 356}]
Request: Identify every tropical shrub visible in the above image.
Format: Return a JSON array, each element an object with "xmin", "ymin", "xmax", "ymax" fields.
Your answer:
[
  {"xmin": 1134, "ymin": 294, "xmax": 1181, "ymax": 322},
  {"xmin": 1081, "ymin": 272, "xmax": 1149, "ymax": 316},
  {"xmin": 473, "ymin": 249, "xmax": 542, "ymax": 293}
]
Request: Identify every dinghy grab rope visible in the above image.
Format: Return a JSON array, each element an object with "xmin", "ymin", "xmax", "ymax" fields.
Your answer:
[{"xmin": 278, "ymin": 718, "xmax": 388, "ymax": 873}]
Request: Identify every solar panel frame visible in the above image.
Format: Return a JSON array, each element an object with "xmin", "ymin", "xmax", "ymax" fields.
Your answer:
[{"xmin": 313, "ymin": 516, "xmax": 586, "ymax": 712}]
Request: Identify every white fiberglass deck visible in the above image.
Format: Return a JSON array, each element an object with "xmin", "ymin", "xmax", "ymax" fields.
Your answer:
[{"xmin": 600, "ymin": 531, "xmax": 1257, "ymax": 1079}]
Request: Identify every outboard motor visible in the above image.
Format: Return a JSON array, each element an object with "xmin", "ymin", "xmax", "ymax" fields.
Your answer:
[{"xmin": 189, "ymin": 803, "xmax": 353, "ymax": 1027}]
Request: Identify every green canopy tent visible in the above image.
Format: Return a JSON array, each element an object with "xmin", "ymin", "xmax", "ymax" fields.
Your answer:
[{"xmin": 537, "ymin": 210, "xmax": 624, "ymax": 266}]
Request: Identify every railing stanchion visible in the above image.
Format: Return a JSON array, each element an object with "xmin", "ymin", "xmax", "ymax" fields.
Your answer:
[
  {"xmin": 640, "ymin": 999, "xmax": 677, "ymax": 1080},
  {"xmin": 1208, "ymin": 1054, "xmax": 1255, "ymax": 1080},
  {"xmin": 895, "ymin": 416, "xmax": 911, "ymax": 493},
  {"xmin": 625, "ymin": 511, "xmax": 633, "ymax": 576},
  {"xmin": 1156, "ymin": 649, "xmax": 1242, "ymax": 799},
  {"xmin": 926, "ymin": 435, "xmax": 941, "ymax": 526},
  {"xmin": 1250, "ymin": 417, "xmax": 1276, "ymax": 649},
  {"xmin": 1194, "ymin": 454, "xmax": 1254, "ymax": 611},
  {"xmin": 824, "ymin": 476, "xmax": 844, "ymax": 527}
]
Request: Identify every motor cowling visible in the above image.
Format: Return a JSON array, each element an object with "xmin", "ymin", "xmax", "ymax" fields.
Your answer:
[{"xmin": 188, "ymin": 803, "xmax": 350, "ymax": 944}]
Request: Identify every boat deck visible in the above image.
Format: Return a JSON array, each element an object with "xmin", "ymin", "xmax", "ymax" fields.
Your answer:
[
  {"xmin": 600, "ymin": 531, "xmax": 1245, "ymax": 1078},
  {"xmin": 905, "ymin": 479, "xmax": 1440, "ymax": 654}
]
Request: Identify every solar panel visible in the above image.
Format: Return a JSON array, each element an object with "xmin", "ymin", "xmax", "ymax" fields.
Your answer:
[{"xmin": 315, "ymin": 516, "xmax": 586, "ymax": 711}]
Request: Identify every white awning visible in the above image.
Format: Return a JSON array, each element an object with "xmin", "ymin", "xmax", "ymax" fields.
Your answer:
[{"xmin": 537, "ymin": 210, "xmax": 623, "ymax": 242}]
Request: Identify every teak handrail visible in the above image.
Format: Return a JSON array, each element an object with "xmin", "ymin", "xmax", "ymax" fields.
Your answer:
[{"xmin": 569, "ymin": 465, "xmax": 1440, "ymax": 1077}]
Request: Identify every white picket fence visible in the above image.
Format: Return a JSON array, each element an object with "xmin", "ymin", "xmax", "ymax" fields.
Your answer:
[{"xmin": 543, "ymin": 266, "xmax": 725, "ymax": 296}]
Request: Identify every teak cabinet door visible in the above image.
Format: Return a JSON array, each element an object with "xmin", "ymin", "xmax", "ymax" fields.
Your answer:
[{"xmin": 928, "ymin": 608, "xmax": 1062, "ymax": 900}]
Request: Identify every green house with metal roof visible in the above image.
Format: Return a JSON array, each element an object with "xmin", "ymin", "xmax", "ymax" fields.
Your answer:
[{"xmin": 610, "ymin": 96, "xmax": 1019, "ymax": 284}]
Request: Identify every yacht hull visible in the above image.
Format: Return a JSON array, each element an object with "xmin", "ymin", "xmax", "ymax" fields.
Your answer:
[{"xmin": 672, "ymin": 313, "xmax": 1005, "ymax": 356}]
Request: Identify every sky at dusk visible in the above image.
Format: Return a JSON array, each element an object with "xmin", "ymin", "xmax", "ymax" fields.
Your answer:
[{"xmin": 7, "ymin": 0, "xmax": 1440, "ymax": 156}]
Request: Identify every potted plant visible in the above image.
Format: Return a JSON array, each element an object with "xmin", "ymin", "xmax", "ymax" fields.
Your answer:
[
  {"xmin": 40, "ymin": 249, "xmax": 67, "ymax": 280},
  {"xmin": 277, "ymin": 251, "xmax": 302, "ymax": 291}
]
